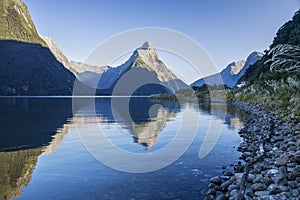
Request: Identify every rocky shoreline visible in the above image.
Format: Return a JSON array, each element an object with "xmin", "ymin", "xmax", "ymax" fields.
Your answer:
[{"xmin": 205, "ymin": 102, "xmax": 300, "ymax": 200}]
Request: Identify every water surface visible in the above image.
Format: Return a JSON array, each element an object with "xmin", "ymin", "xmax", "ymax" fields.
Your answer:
[{"xmin": 0, "ymin": 97, "xmax": 245, "ymax": 200}]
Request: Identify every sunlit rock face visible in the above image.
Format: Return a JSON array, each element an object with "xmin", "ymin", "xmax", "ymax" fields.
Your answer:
[{"xmin": 229, "ymin": 61, "xmax": 245, "ymax": 75}]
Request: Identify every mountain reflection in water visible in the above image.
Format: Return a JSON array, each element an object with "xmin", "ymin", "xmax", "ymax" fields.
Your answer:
[
  {"xmin": 0, "ymin": 98, "xmax": 73, "ymax": 200},
  {"xmin": 0, "ymin": 97, "xmax": 245, "ymax": 200}
]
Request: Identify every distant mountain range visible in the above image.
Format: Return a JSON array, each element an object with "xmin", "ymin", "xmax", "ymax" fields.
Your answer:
[
  {"xmin": 191, "ymin": 51, "xmax": 264, "ymax": 88},
  {"xmin": 0, "ymin": 0, "xmax": 190, "ymax": 96},
  {"xmin": 0, "ymin": 0, "xmax": 277, "ymax": 96},
  {"xmin": 77, "ymin": 41, "xmax": 189, "ymax": 95},
  {"xmin": 41, "ymin": 35, "xmax": 109, "ymax": 75}
]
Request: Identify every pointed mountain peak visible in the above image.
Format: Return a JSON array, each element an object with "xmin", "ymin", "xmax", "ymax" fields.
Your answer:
[
  {"xmin": 139, "ymin": 41, "xmax": 154, "ymax": 50},
  {"xmin": 132, "ymin": 41, "xmax": 159, "ymax": 64},
  {"xmin": 248, "ymin": 51, "xmax": 264, "ymax": 58}
]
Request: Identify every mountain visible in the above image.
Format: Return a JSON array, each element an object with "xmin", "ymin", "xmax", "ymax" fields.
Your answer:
[
  {"xmin": 80, "ymin": 41, "xmax": 189, "ymax": 95},
  {"xmin": 0, "ymin": 40, "xmax": 75, "ymax": 95},
  {"xmin": 41, "ymin": 35, "xmax": 109, "ymax": 76},
  {"xmin": 70, "ymin": 61, "xmax": 109, "ymax": 74},
  {"xmin": 40, "ymin": 35, "xmax": 75, "ymax": 73},
  {"xmin": 241, "ymin": 9, "xmax": 300, "ymax": 83},
  {"xmin": 191, "ymin": 51, "xmax": 263, "ymax": 88},
  {"xmin": 0, "ymin": 0, "xmax": 75, "ymax": 95},
  {"xmin": 0, "ymin": 0, "xmax": 45, "ymax": 45},
  {"xmin": 230, "ymin": 9, "xmax": 300, "ymax": 116}
]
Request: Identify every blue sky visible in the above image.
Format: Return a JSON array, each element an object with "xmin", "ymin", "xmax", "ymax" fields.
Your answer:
[{"xmin": 24, "ymin": 0, "xmax": 299, "ymax": 79}]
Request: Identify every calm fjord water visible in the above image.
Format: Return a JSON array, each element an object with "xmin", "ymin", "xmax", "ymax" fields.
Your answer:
[{"xmin": 0, "ymin": 97, "xmax": 244, "ymax": 200}]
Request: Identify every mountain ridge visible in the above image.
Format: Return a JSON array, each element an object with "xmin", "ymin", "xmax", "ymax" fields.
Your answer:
[{"xmin": 192, "ymin": 51, "xmax": 263, "ymax": 88}]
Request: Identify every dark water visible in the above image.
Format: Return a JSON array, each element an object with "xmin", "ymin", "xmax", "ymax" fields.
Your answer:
[{"xmin": 0, "ymin": 97, "xmax": 245, "ymax": 200}]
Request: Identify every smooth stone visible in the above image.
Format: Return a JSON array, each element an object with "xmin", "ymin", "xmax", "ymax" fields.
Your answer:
[
  {"xmin": 277, "ymin": 185, "xmax": 288, "ymax": 192},
  {"xmin": 291, "ymin": 189, "xmax": 299, "ymax": 197},
  {"xmin": 245, "ymin": 187, "xmax": 254, "ymax": 197},
  {"xmin": 288, "ymin": 181, "xmax": 298, "ymax": 189},
  {"xmin": 287, "ymin": 163, "xmax": 297, "ymax": 168},
  {"xmin": 254, "ymin": 164, "xmax": 262, "ymax": 173},
  {"xmin": 251, "ymin": 183, "xmax": 267, "ymax": 191},
  {"xmin": 267, "ymin": 169, "xmax": 279, "ymax": 175},
  {"xmin": 247, "ymin": 174, "xmax": 255, "ymax": 183},
  {"xmin": 287, "ymin": 146, "xmax": 297, "ymax": 152},
  {"xmin": 207, "ymin": 188, "xmax": 216, "ymax": 196},
  {"xmin": 292, "ymin": 151, "xmax": 300, "ymax": 164},
  {"xmin": 279, "ymin": 166, "xmax": 288, "ymax": 178},
  {"xmin": 295, "ymin": 165, "xmax": 300, "ymax": 172},
  {"xmin": 267, "ymin": 184, "xmax": 282, "ymax": 195},
  {"xmin": 242, "ymin": 151, "xmax": 252, "ymax": 158},
  {"xmin": 208, "ymin": 183, "xmax": 216, "ymax": 189},
  {"xmin": 214, "ymin": 186, "xmax": 222, "ymax": 191},
  {"xmin": 234, "ymin": 173, "xmax": 243, "ymax": 181},
  {"xmin": 245, "ymin": 157, "xmax": 253, "ymax": 163},
  {"xmin": 206, "ymin": 194, "xmax": 216, "ymax": 200},
  {"xmin": 210, "ymin": 176, "xmax": 222, "ymax": 185},
  {"xmin": 275, "ymin": 155, "xmax": 289, "ymax": 166},
  {"xmin": 223, "ymin": 171, "xmax": 234, "ymax": 176},
  {"xmin": 254, "ymin": 190, "xmax": 270, "ymax": 196},
  {"xmin": 221, "ymin": 180, "xmax": 232, "ymax": 191},
  {"xmin": 220, "ymin": 175, "xmax": 230, "ymax": 181},
  {"xmin": 227, "ymin": 185, "xmax": 238, "ymax": 191},
  {"xmin": 229, "ymin": 189, "xmax": 239, "ymax": 199},
  {"xmin": 216, "ymin": 194, "xmax": 226, "ymax": 200},
  {"xmin": 234, "ymin": 164, "xmax": 244, "ymax": 173}
]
